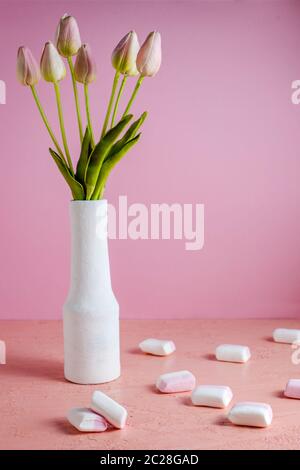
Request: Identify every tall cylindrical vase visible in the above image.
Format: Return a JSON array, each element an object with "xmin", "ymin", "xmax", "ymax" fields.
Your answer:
[{"xmin": 63, "ymin": 200, "xmax": 120, "ymax": 384}]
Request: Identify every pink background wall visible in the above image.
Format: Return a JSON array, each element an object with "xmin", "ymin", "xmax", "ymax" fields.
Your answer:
[{"xmin": 1, "ymin": 0, "xmax": 300, "ymax": 319}]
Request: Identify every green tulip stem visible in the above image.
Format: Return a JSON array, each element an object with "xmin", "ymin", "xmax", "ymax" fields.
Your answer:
[
  {"xmin": 54, "ymin": 82, "xmax": 74, "ymax": 175},
  {"xmin": 101, "ymin": 70, "xmax": 120, "ymax": 138},
  {"xmin": 67, "ymin": 57, "xmax": 83, "ymax": 143},
  {"xmin": 84, "ymin": 83, "xmax": 95, "ymax": 148},
  {"xmin": 122, "ymin": 75, "xmax": 144, "ymax": 117},
  {"xmin": 30, "ymin": 85, "xmax": 66, "ymax": 164},
  {"xmin": 111, "ymin": 75, "xmax": 127, "ymax": 128}
]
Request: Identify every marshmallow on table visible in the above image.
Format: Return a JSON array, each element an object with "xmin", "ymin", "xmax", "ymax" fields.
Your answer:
[
  {"xmin": 215, "ymin": 344, "xmax": 251, "ymax": 363},
  {"xmin": 191, "ymin": 385, "xmax": 233, "ymax": 408},
  {"xmin": 67, "ymin": 407, "xmax": 108, "ymax": 432},
  {"xmin": 91, "ymin": 391, "xmax": 127, "ymax": 429},
  {"xmin": 228, "ymin": 402, "xmax": 273, "ymax": 428},
  {"xmin": 0, "ymin": 340, "xmax": 5, "ymax": 364},
  {"xmin": 284, "ymin": 379, "xmax": 300, "ymax": 399},
  {"xmin": 156, "ymin": 370, "xmax": 196, "ymax": 393},
  {"xmin": 139, "ymin": 338, "xmax": 176, "ymax": 356},
  {"xmin": 273, "ymin": 328, "xmax": 300, "ymax": 344}
]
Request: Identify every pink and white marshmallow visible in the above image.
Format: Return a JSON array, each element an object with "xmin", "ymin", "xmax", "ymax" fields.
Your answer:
[
  {"xmin": 139, "ymin": 338, "xmax": 176, "ymax": 356},
  {"xmin": 91, "ymin": 391, "xmax": 127, "ymax": 429},
  {"xmin": 284, "ymin": 379, "xmax": 300, "ymax": 399},
  {"xmin": 273, "ymin": 328, "xmax": 300, "ymax": 344},
  {"xmin": 67, "ymin": 407, "xmax": 108, "ymax": 432},
  {"xmin": 215, "ymin": 344, "xmax": 251, "ymax": 363},
  {"xmin": 156, "ymin": 370, "xmax": 196, "ymax": 393},
  {"xmin": 228, "ymin": 402, "xmax": 273, "ymax": 428},
  {"xmin": 191, "ymin": 385, "xmax": 233, "ymax": 408},
  {"xmin": 0, "ymin": 340, "xmax": 5, "ymax": 364}
]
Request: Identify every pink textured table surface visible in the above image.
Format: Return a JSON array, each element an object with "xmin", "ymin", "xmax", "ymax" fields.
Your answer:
[{"xmin": 1, "ymin": 319, "xmax": 300, "ymax": 450}]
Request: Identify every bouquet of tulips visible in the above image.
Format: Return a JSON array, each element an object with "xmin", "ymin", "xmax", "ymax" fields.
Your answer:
[{"xmin": 17, "ymin": 15, "xmax": 161, "ymax": 200}]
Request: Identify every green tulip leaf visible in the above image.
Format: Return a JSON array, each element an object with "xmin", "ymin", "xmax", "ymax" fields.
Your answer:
[
  {"xmin": 49, "ymin": 148, "xmax": 85, "ymax": 200},
  {"xmin": 91, "ymin": 133, "xmax": 141, "ymax": 200},
  {"xmin": 85, "ymin": 114, "xmax": 133, "ymax": 200},
  {"xmin": 75, "ymin": 126, "xmax": 91, "ymax": 187},
  {"xmin": 107, "ymin": 112, "xmax": 147, "ymax": 159}
]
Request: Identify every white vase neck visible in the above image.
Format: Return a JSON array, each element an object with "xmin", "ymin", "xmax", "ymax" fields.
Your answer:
[{"xmin": 68, "ymin": 200, "xmax": 112, "ymax": 301}]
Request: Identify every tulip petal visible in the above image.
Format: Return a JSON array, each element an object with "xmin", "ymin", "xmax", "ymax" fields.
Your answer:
[
  {"xmin": 74, "ymin": 44, "xmax": 96, "ymax": 84},
  {"xmin": 56, "ymin": 14, "xmax": 81, "ymax": 57},
  {"xmin": 41, "ymin": 42, "xmax": 66, "ymax": 82},
  {"xmin": 137, "ymin": 31, "xmax": 161, "ymax": 77},
  {"xmin": 112, "ymin": 31, "xmax": 140, "ymax": 76},
  {"xmin": 17, "ymin": 47, "xmax": 40, "ymax": 86}
]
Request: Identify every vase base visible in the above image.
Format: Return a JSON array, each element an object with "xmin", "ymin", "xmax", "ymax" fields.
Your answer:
[{"xmin": 64, "ymin": 371, "xmax": 121, "ymax": 385}]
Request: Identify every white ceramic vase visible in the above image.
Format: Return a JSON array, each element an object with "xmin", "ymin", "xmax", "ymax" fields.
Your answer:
[{"xmin": 63, "ymin": 200, "xmax": 120, "ymax": 384}]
